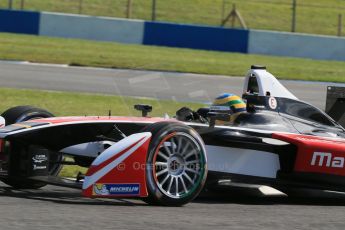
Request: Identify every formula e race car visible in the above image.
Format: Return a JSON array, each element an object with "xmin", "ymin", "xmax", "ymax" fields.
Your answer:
[{"xmin": 1, "ymin": 65, "xmax": 345, "ymax": 206}]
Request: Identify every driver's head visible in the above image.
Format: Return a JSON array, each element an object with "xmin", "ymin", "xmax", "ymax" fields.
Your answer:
[{"xmin": 210, "ymin": 93, "xmax": 246, "ymax": 124}]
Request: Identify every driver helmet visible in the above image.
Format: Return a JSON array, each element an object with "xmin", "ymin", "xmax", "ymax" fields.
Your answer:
[{"xmin": 210, "ymin": 93, "xmax": 246, "ymax": 124}]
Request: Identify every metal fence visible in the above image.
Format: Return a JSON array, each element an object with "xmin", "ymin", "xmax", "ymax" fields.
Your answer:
[{"xmin": 1, "ymin": 0, "xmax": 344, "ymax": 36}]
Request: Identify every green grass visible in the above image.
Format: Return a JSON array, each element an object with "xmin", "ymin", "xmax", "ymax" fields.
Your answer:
[
  {"xmin": 59, "ymin": 158, "xmax": 87, "ymax": 178},
  {"xmin": 0, "ymin": 87, "xmax": 202, "ymax": 177},
  {"xmin": 1, "ymin": 32, "xmax": 345, "ymax": 82},
  {"xmin": 1, "ymin": 0, "xmax": 345, "ymax": 36},
  {"xmin": 0, "ymin": 88, "xmax": 201, "ymax": 117}
]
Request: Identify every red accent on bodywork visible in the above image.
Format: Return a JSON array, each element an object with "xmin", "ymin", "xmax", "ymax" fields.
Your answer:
[
  {"xmin": 29, "ymin": 116, "xmax": 172, "ymax": 124},
  {"xmin": 85, "ymin": 137, "xmax": 144, "ymax": 176},
  {"xmin": 82, "ymin": 136, "xmax": 151, "ymax": 198},
  {"xmin": 152, "ymin": 132, "xmax": 176, "ymax": 185},
  {"xmin": 273, "ymin": 133, "xmax": 345, "ymax": 176}
]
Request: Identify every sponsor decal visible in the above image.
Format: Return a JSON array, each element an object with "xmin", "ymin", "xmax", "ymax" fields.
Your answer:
[
  {"xmin": 32, "ymin": 154, "xmax": 48, "ymax": 163},
  {"xmin": 93, "ymin": 183, "xmax": 140, "ymax": 196},
  {"xmin": 273, "ymin": 133, "xmax": 345, "ymax": 176},
  {"xmin": 32, "ymin": 154, "xmax": 48, "ymax": 171},
  {"xmin": 0, "ymin": 116, "xmax": 5, "ymax": 128},
  {"xmin": 311, "ymin": 152, "xmax": 344, "ymax": 168},
  {"xmin": 33, "ymin": 165, "xmax": 47, "ymax": 170},
  {"xmin": 268, "ymin": 97, "xmax": 277, "ymax": 110},
  {"xmin": 12, "ymin": 123, "xmax": 32, "ymax": 129}
]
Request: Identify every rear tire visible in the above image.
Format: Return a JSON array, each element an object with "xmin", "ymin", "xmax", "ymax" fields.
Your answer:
[
  {"xmin": 1, "ymin": 106, "xmax": 60, "ymax": 189},
  {"xmin": 142, "ymin": 122, "xmax": 207, "ymax": 206}
]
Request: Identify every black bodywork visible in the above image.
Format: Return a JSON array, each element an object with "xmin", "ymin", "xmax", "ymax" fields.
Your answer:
[{"xmin": 0, "ymin": 95, "xmax": 345, "ymax": 194}]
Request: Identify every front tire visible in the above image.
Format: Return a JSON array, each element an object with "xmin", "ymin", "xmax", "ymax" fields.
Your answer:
[{"xmin": 143, "ymin": 122, "xmax": 207, "ymax": 206}]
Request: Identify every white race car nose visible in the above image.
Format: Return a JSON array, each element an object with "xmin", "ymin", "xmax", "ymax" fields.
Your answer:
[{"xmin": 0, "ymin": 116, "xmax": 5, "ymax": 128}]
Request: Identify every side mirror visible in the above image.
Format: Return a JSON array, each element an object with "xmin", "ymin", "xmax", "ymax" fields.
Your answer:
[{"xmin": 134, "ymin": 104, "xmax": 152, "ymax": 117}]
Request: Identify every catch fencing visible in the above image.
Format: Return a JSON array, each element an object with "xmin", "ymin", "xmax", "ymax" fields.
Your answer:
[{"xmin": 1, "ymin": 0, "xmax": 345, "ymax": 36}]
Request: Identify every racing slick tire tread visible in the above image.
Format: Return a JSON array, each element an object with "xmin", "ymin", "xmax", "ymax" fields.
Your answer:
[{"xmin": 142, "ymin": 121, "xmax": 207, "ymax": 206}]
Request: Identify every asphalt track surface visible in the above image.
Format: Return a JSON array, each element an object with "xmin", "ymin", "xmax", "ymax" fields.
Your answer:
[
  {"xmin": 1, "ymin": 183, "xmax": 345, "ymax": 230},
  {"xmin": 1, "ymin": 61, "xmax": 345, "ymax": 229},
  {"xmin": 1, "ymin": 61, "xmax": 345, "ymax": 109}
]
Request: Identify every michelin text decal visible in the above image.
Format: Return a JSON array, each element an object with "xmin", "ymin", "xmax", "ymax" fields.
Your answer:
[{"xmin": 93, "ymin": 183, "xmax": 140, "ymax": 196}]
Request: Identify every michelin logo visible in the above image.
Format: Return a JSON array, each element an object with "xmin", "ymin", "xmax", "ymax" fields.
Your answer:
[{"xmin": 93, "ymin": 183, "xmax": 140, "ymax": 196}]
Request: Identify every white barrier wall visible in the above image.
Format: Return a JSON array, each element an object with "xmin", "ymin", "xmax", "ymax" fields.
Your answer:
[
  {"xmin": 248, "ymin": 30, "xmax": 345, "ymax": 61},
  {"xmin": 39, "ymin": 12, "xmax": 145, "ymax": 44},
  {"xmin": 33, "ymin": 10, "xmax": 345, "ymax": 62}
]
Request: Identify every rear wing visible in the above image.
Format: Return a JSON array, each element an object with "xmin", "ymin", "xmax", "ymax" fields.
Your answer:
[{"xmin": 326, "ymin": 86, "xmax": 345, "ymax": 128}]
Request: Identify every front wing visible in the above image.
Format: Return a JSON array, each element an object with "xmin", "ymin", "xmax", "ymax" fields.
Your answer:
[{"xmin": 82, "ymin": 132, "xmax": 151, "ymax": 198}]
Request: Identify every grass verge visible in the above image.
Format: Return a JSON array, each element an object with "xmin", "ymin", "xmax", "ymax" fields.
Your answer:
[
  {"xmin": 1, "ymin": 33, "xmax": 345, "ymax": 82},
  {"xmin": 0, "ymin": 87, "xmax": 201, "ymax": 117}
]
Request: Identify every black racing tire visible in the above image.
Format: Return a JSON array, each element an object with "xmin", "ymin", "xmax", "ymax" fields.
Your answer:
[
  {"xmin": 142, "ymin": 122, "xmax": 207, "ymax": 206},
  {"xmin": 1, "ymin": 106, "xmax": 60, "ymax": 189},
  {"xmin": 1, "ymin": 105, "xmax": 54, "ymax": 125}
]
